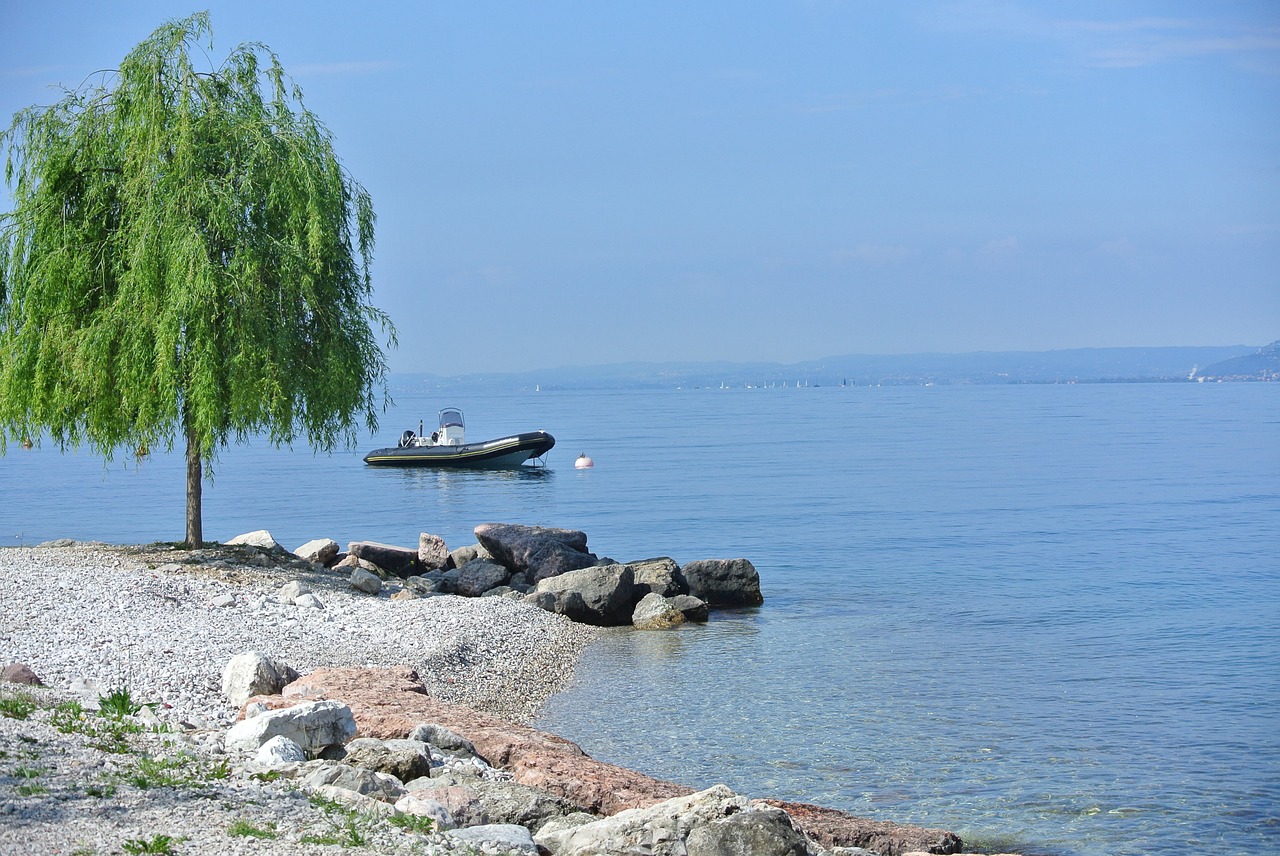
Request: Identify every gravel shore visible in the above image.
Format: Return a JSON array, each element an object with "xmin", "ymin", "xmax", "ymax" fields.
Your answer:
[{"xmin": 0, "ymin": 542, "xmax": 601, "ymax": 855}]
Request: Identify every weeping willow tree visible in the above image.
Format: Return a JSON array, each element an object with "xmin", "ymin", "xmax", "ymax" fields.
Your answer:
[{"xmin": 0, "ymin": 13, "xmax": 395, "ymax": 546}]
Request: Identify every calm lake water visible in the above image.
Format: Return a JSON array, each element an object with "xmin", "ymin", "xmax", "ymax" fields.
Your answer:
[{"xmin": 2, "ymin": 382, "xmax": 1277, "ymax": 855}]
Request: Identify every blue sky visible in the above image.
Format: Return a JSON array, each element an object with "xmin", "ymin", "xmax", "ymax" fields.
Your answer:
[{"xmin": 3, "ymin": 1, "xmax": 1277, "ymax": 375}]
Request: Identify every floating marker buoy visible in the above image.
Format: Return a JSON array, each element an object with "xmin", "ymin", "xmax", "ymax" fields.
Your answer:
[{"xmin": 575, "ymin": 453, "xmax": 594, "ymax": 469}]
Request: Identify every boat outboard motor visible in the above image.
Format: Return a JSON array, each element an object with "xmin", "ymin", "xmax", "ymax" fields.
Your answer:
[{"xmin": 399, "ymin": 429, "xmax": 415, "ymax": 448}]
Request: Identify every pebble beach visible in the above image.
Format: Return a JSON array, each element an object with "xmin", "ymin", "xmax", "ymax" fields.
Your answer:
[{"xmin": 0, "ymin": 541, "xmax": 600, "ymax": 854}]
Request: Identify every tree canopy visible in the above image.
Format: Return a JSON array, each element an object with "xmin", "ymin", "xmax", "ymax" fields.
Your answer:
[{"xmin": 0, "ymin": 12, "xmax": 395, "ymax": 544}]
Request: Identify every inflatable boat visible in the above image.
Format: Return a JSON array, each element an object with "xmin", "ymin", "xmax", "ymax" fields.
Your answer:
[{"xmin": 363, "ymin": 407, "xmax": 554, "ymax": 469}]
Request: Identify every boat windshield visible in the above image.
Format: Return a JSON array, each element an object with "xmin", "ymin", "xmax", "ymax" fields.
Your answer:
[{"xmin": 438, "ymin": 408, "xmax": 465, "ymax": 428}]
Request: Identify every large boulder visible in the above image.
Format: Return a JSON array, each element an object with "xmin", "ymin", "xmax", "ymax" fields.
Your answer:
[
  {"xmin": 341, "ymin": 737, "xmax": 434, "ymax": 783},
  {"xmin": 629, "ymin": 557, "xmax": 688, "ymax": 597},
  {"xmin": 632, "ymin": 592, "xmax": 687, "ymax": 630},
  {"xmin": 474, "ymin": 523, "xmax": 597, "ymax": 583},
  {"xmin": 685, "ymin": 805, "xmax": 810, "ymax": 856},
  {"xmin": 681, "ymin": 559, "xmax": 764, "ymax": 607},
  {"xmin": 294, "ymin": 538, "xmax": 339, "ymax": 565},
  {"xmin": 529, "ymin": 563, "xmax": 636, "ymax": 626},
  {"xmin": 447, "ymin": 824, "xmax": 539, "ymax": 856},
  {"xmin": 418, "ymin": 533, "xmax": 451, "ymax": 570},
  {"xmin": 456, "ymin": 559, "xmax": 511, "ymax": 597},
  {"xmin": 301, "ymin": 763, "xmax": 407, "ymax": 804},
  {"xmin": 759, "ymin": 800, "xmax": 964, "ymax": 854},
  {"xmin": 669, "ymin": 594, "xmax": 709, "ymax": 623},
  {"xmin": 225, "ymin": 699, "xmax": 356, "ymax": 757},
  {"xmin": 407, "ymin": 773, "xmax": 578, "ymax": 833},
  {"xmin": 226, "ymin": 530, "xmax": 282, "ymax": 551},
  {"xmin": 535, "ymin": 785, "xmax": 809, "ymax": 856},
  {"xmin": 347, "ymin": 541, "xmax": 421, "ymax": 577},
  {"xmin": 221, "ymin": 651, "xmax": 300, "ymax": 707}
]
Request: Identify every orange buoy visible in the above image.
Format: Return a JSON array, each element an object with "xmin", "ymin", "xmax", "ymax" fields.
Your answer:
[{"xmin": 574, "ymin": 453, "xmax": 594, "ymax": 469}]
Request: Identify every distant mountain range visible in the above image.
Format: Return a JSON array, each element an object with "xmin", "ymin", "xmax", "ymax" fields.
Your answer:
[
  {"xmin": 1196, "ymin": 341, "xmax": 1280, "ymax": 381},
  {"xmin": 390, "ymin": 343, "xmax": 1277, "ymax": 392}
]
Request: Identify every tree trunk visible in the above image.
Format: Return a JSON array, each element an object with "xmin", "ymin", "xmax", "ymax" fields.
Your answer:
[{"xmin": 185, "ymin": 424, "xmax": 203, "ymax": 547}]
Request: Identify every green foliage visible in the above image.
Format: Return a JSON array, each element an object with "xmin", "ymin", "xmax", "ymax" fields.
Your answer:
[
  {"xmin": 228, "ymin": 819, "xmax": 278, "ymax": 839},
  {"xmin": 0, "ymin": 11, "xmax": 394, "ymax": 542},
  {"xmin": 0, "ymin": 693, "xmax": 36, "ymax": 719},
  {"xmin": 121, "ymin": 835, "xmax": 179, "ymax": 855},
  {"xmin": 49, "ymin": 698, "xmax": 144, "ymax": 753},
  {"xmin": 304, "ymin": 793, "xmax": 376, "ymax": 847},
  {"xmin": 97, "ymin": 686, "xmax": 142, "ymax": 718},
  {"xmin": 388, "ymin": 812, "xmax": 436, "ymax": 834},
  {"xmin": 123, "ymin": 751, "xmax": 229, "ymax": 789}
]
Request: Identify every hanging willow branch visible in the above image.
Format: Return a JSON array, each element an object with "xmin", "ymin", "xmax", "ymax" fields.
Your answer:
[{"xmin": 0, "ymin": 12, "xmax": 396, "ymax": 544}]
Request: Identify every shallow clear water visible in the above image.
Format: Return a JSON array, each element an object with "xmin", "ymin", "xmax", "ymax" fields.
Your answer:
[{"xmin": 2, "ymin": 382, "xmax": 1277, "ymax": 855}]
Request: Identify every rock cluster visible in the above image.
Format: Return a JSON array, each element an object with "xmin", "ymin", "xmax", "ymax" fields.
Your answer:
[
  {"xmin": 218, "ymin": 664, "xmax": 967, "ymax": 856},
  {"xmin": 335, "ymin": 523, "xmax": 764, "ymax": 628}
]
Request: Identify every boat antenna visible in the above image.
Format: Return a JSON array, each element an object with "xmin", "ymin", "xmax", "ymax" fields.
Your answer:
[{"xmin": 418, "ymin": 419, "xmax": 423, "ymax": 436}]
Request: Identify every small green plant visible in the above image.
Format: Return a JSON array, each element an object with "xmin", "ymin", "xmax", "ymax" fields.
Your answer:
[
  {"xmin": 303, "ymin": 793, "xmax": 375, "ymax": 847},
  {"xmin": 84, "ymin": 782, "xmax": 117, "ymax": 798},
  {"xmin": 122, "ymin": 751, "xmax": 228, "ymax": 790},
  {"xmin": 97, "ymin": 686, "xmax": 142, "ymax": 718},
  {"xmin": 13, "ymin": 768, "xmax": 48, "ymax": 796},
  {"xmin": 50, "ymin": 699, "xmax": 143, "ymax": 753},
  {"xmin": 0, "ymin": 693, "xmax": 37, "ymax": 720},
  {"xmin": 388, "ymin": 812, "xmax": 436, "ymax": 834},
  {"xmin": 228, "ymin": 819, "xmax": 278, "ymax": 839},
  {"xmin": 121, "ymin": 835, "xmax": 178, "ymax": 855},
  {"xmin": 249, "ymin": 769, "xmax": 284, "ymax": 782}
]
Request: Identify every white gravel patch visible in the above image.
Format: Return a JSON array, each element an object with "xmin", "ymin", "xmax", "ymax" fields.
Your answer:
[{"xmin": 0, "ymin": 543, "xmax": 598, "ymax": 726}]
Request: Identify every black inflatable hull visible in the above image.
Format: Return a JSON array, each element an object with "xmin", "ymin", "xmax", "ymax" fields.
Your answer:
[{"xmin": 363, "ymin": 431, "xmax": 555, "ymax": 469}]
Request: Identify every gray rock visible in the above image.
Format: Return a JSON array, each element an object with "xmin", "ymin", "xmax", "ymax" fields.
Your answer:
[
  {"xmin": 531, "ymin": 562, "xmax": 636, "ymax": 625},
  {"xmin": 681, "ymin": 558, "xmax": 764, "ymax": 607},
  {"xmin": 347, "ymin": 540, "xmax": 421, "ymax": 576},
  {"xmin": 310, "ymin": 784, "xmax": 400, "ymax": 817},
  {"xmin": 342, "ymin": 737, "xmax": 434, "ymax": 782},
  {"xmin": 670, "ymin": 594, "xmax": 709, "ymax": 622},
  {"xmin": 2, "ymin": 662, "xmax": 44, "ymax": 686},
  {"xmin": 210, "ymin": 593, "xmax": 236, "ymax": 608},
  {"xmin": 294, "ymin": 538, "xmax": 339, "ymax": 565},
  {"xmin": 447, "ymin": 823, "xmax": 539, "ymax": 855},
  {"xmin": 411, "ymin": 777, "xmax": 579, "ymax": 833},
  {"xmin": 474, "ymin": 523, "xmax": 598, "ymax": 582},
  {"xmin": 685, "ymin": 805, "xmax": 811, "ymax": 856},
  {"xmin": 255, "ymin": 735, "xmax": 307, "ymax": 765},
  {"xmin": 632, "ymin": 592, "xmax": 688, "ymax": 630},
  {"xmin": 277, "ymin": 580, "xmax": 310, "ymax": 602},
  {"xmin": 408, "ymin": 722, "xmax": 478, "ymax": 756},
  {"xmin": 418, "ymin": 533, "xmax": 450, "ymax": 570},
  {"xmin": 226, "ymin": 529, "xmax": 282, "ymax": 551},
  {"xmin": 630, "ymin": 557, "xmax": 689, "ymax": 597},
  {"xmin": 456, "ymin": 559, "xmax": 511, "ymax": 597},
  {"xmin": 221, "ymin": 650, "xmax": 300, "ymax": 706},
  {"xmin": 448, "ymin": 543, "xmax": 489, "ymax": 568},
  {"xmin": 534, "ymin": 785, "xmax": 729, "ymax": 854},
  {"xmin": 225, "ymin": 699, "xmax": 356, "ymax": 757},
  {"xmin": 294, "ymin": 593, "xmax": 325, "ymax": 609},
  {"xmin": 301, "ymin": 762, "xmax": 407, "ymax": 803},
  {"xmin": 394, "ymin": 793, "xmax": 456, "ymax": 830},
  {"xmin": 349, "ymin": 566, "xmax": 383, "ymax": 594}
]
